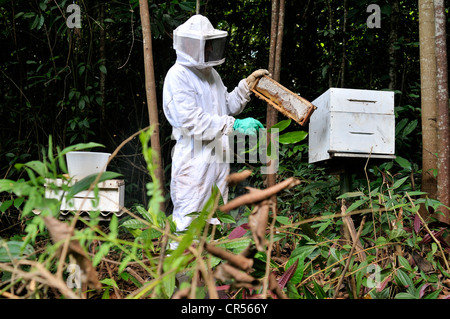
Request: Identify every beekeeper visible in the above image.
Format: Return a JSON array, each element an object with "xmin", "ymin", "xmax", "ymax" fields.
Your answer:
[{"xmin": 163, "ymin": 14, "xmax": 268, "ymax": 233}]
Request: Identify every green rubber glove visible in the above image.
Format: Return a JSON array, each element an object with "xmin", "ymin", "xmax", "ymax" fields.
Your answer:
[{"xmin": 233, "ymin": 118, "xmax": 264, "ymax": 136}]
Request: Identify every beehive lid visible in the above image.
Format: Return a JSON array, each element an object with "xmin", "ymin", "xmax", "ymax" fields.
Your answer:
[{"xmin": 250, "ymin": 75, "xmax": 316, "ymax": 126}]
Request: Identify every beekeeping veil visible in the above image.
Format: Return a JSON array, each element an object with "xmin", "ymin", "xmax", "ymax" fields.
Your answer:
[{"xmin": 173, "ymin": 14, "xmax": 228, "ymax": 69}]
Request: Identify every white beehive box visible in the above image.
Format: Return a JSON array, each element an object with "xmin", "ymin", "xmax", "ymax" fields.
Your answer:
[
  {"xmin": 308, "ymin": 88, "xmax": 395, "ymax": 164},
  {"xmin": 43, "ymin": 179, "xmax": 125, "ymax": 217}
]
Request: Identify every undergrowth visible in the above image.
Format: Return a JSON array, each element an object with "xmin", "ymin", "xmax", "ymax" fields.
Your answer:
[{"xmin": 1, "ymin": 128, "xmax": 450, "ymax": 299}]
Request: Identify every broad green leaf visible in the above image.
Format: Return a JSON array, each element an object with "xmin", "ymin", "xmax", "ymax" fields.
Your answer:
[
  {"xmin": 395, "ymin": 268, "xmax": 414, "ymax": 289},
  {"xmin": 0, "ymin": 240, "xmax": 35, "ymax": 262},
  {"xmin": 337, "ymin": 191, "xmax": 365, "ymax": 199},
  {"xmin": 121, "ymin": 219, "xmax": 147, "ymax": 230},
  {"xmin": 0, "ymin": 180, "xmax": 16, "ymax": 193},
  {"xmin": 391, "ymin": 176, "xmax": 409, "ymax": 190},
  {"xmin": 216, "ymin": 212, "xmax": 235, "ymax": 224},
  {"xmin": 398, "ymin": 255, "xmax": 413, "ymax": 272},
  {"xmin": 269, "ymin": 119, "xmax": 291, "ymax": 133},
  {"xmin": 93, "ymin": 242, "xmax": 111, "ymax": 266},
  {"xmin": 58, "ymin": 142, "xmax": 105, "ymax": 158},
  {"xmin": 286, "ymin": 245, "xmax": 317, "ymax": 284},
  {"xmin": 24, "ymin": 160, "xmax": 47, "ymax": 176},
  {"xmin": 278, "ymin": 131, "xmax": 308, "ymax": 144},
  {"xmin": 179, "ymin": 1, "xmax": 196, "ymax": 11},
  {"xmin": 395, "ymin": 156, "xmax": 412, "ymax": 170},
  {"xmin": 313, "ymin": 280, "xmax": 326, "ymax": 299},
  {"xmin": 216, "ymin": 238, "xmax": 251, "ymax": 253},
  {"xmin": 136, "ymin": 205, "xmax": 152, "ymax": 224},
  {"xmin": 100, "ymin": 278, "xmax": 119, "ymax": 289},
  {"xmin": 99, "ymin": 65, "xmax": 107, "ymax": 74},
  {"xmin": 163, "ymin": 272, "xmax": 176, "ymax": 298},
  {"xmin": 66, "ymin": 172, "xmax": 122, "ymax": 199},
  {"xmin": 395, "ymin": 292, "xmax": 417, "ymax": 299},
  {"xmin": 346, "ymin": 199, "xmax": 367, "ymax": 213}
]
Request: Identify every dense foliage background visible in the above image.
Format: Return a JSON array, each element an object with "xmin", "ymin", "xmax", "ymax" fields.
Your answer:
[{"xmin": 0, "ymin": 0, "xmax": 428, "ymax": 206}]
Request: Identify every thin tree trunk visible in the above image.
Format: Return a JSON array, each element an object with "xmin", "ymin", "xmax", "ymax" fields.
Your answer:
[
  {"xmin": 266, "ymin": 0, "xmax": 285, "ymax": 258},
  {"xmin": 327, "ymin": 0, "xmax": 333, "ymax": 87},
  {"xmin": 419, "ymin": 0, "xmax": 438, "ymax": 218},
  {"xmin": 388, "ymin": 1, "xmax": 399, "ymax": 90},
  {"xmin": 99, "ymin": 3, "xmax": 106, "ymax": 145},
  {"xmin": 434, "ymin": 0, "xmax": 450, "ymax": 223},
  {"xmin": 266, "ymin": 0, "xmax": 284, "ymax": 190},
  {"xmin": 340, "ymin": 0, "xmax": 347, "ymax": 88},
  {"xmin": 266, "ymin": 0, "xmax": 279, "ymax": 195},
  {"xmin": 273, "ymin": 0, "xmax": 285, "ymax": 83},
  {"xmin": 139, "ymin": 0, "xmax": 165, "ymax": 211}
]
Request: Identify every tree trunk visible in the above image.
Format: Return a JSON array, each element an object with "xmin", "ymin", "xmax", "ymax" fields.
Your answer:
[
  {"xmin": 266, "ymin": 0, "xmax": 285, "ymax": 190},
  {"xmin": 139, "ymin": 0, "xmax": 165, "ymax": 211},
  {"xmin": 418, "ymin": 0, "xmax": 438, "ymax": 218},
  {"xmin": 327, "ymin": 0, "xmax": 333, "ymax": 87},
  {"xmin": 388, "ymin": 0, "xmax": 399, "ymax": 90},
  {"xmin": 340, "ymin": 0, "xmax": 347, "ymax": 88},
  {"xmin": 434, "ymin": 0, "xmax": 450, "ymax": 223},
  {"xmin": 99, "ymin": 3, "xmax": 107, "ymax": 145}
]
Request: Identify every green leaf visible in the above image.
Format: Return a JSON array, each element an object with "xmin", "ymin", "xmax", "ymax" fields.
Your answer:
[
  {"xmin": 395, "ymin": 268, "xmax": 414, "ymax": 289},
  {"xmin": 79, "ymin": 65, "xmax": 86, "ymax": 76},
  {"xmin": 179, "ymin": 1, "xmax": 196, "ymax": 11},
  {"xmin": 109, "ymin": 215, "xmax": 119, "ymax": 240},
  {"xmin": 23, "ymin": 160, "xmax": 47, "ymax": 176},
  {"xmin": 269, "ymin": 119, "xmax": 291, "ymax": 133},
  {"xmin": 337, "ymin": 191, "xmax": 365, "ymax": 199},
  {"xmin": 66, "ymin": 172, "xmax": 122, "ymax": 199},
  {"xmin": 395, "ymin": 156, "xmax": 412, "ymax": 171},
  {"xmin": 58, "ymin": 142, "xmax": 105, "ymax": 159},
  {"xmin": 313, "ymin": 280, "xmax": 326, "ymax": 299},
  {"xmin": 216, "ymin": 212, "xmax": 235, "ymax": 224},
  {"xmin": 163, "ymin": 272, "xmax": 176, "ymax": 297},
  {"xmin": 0, "ymin": 180, "xmax": 16, "ymax": 193},
  {"xmin": 93, "ymin": 242, "xmax": 111, "ymax": 266},
  {"xmin": 276, "ymin": 216, "xmax": 290, "ymax": 225},
  {"xmin": 398, "ymin": 255, "xmax": 413, "ymax": 272},
  {"xmin": 395, "ymin": 292, "xmax": 417, "ymax": 299},
  {"xmin": 0, "ymin": 240, "xmax": 35, "ymax": 262},
  {"xmin": 402, "ymin": 120, "xmax": 417, "ymax": 137},
  {"xmin": 286, "ymin": 245, "xmax": 317, "ymax": 284},
  {"xmin": 99, "ymin": 65, "xmax": 107, "ymax": 74},
  {"xmin": 216, "ymin": 238, "xmax": 251, "ymax": 253},
  {"xmin": 346, "ymin": 199, "xmax": 367, "ymax": 213},
  {"xmin": 391, "ymin": 176, "xmax": 409, "ymax": 190},
  {"xmin": 0, "ymin": 200, "xmax": 13, "ymax": 213},
  {"xmin": 121, "ymin": 219, "xmax": 147, "ymax": 230},
  {"xmin": 100, "ymin": 278, "xmax": 119, "ymax": 288},
  {"xmin": 278, "ymin": 131, "xmax": 308, "ymax": 144}
]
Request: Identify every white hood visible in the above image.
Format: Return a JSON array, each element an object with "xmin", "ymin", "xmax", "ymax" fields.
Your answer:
[{"xmin": 173, "ymin": 15, "xmax": 228, "ymax": 69}]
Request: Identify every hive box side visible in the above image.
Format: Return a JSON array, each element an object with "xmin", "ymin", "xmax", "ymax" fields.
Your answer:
[{"xmin": 309, "ymin": 89, "xmax": 331, "ymax": 163}]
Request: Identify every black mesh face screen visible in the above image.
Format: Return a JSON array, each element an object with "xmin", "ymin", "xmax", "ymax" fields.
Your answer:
[{"xmin": 204, "ymin": 37, "xmax": 228, "ymax": 63}]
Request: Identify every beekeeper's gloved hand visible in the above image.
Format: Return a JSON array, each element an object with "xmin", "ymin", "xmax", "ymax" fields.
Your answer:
[
  {"xmin": 246, "ymin": 69, "xmax": 270, "ymax": 87},
  {"xmin": 233, "ymin": 117, "xmax": 264, "ymax": 136}
]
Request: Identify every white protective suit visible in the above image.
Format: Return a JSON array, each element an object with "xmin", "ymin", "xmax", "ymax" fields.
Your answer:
[{"xmin": 163, "ymin": 15, "xmax": 252, "ymax": 232}]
